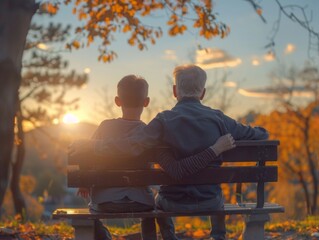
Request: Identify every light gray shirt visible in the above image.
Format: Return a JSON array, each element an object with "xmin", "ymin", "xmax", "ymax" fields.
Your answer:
[{"xmin": 90, "ymin": 118, "xmax": 154, "ymax": 206}]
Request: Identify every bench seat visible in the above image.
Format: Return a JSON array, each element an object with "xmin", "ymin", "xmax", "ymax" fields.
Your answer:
[
  {"xmin": 53, "ymin": 203, "xmax": 284, "ymax": 219},
  {"xmin": 52, "ymin": 140, "xmax": 284, "ymax": 240}
]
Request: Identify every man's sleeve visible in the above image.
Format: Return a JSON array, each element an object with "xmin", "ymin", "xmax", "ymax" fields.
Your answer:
[
  {"xmin": 94, "ymin": 116, "xmax": 163, "ymax": 157},
  {"xmin": 156, "ymin": 147, "xmax": 218, "ymax": 180},
  {"xmin": 221, "ymin": 113, "xmax": 269, "ymax": 140}
]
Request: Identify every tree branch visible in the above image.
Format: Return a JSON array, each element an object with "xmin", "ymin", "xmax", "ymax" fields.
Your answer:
[{"xmin": 273, "ymin": 0, "xmax": 319, "ymax": 61}]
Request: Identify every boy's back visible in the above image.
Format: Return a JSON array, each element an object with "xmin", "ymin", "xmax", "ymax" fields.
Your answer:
[{"xmin": 89, "ymin": 119, "xmax": 154, "ymax": 209}]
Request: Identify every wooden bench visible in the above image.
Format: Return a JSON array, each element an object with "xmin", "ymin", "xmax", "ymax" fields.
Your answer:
[{"xmin": 52, "ymin": 140, "xmax": 284, "ymax": 240}]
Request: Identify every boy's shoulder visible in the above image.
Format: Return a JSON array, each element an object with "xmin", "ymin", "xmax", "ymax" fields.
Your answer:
[
  {"xmin": 99, "ymin": 118, "xmax": 119, "ymax": 126},
  {"xmin": 99, "ymin": 118, "xmax": 146, "ymax": 127}
]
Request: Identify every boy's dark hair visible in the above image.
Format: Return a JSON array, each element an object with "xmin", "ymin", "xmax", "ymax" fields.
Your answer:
[{"xmin": 117, "ymin": 75, "xmax": 149, "ymax": 108}]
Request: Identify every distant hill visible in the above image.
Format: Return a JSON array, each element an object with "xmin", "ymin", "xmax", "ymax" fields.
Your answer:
[{"xmin": 23, "ymin": 122, "xmax": 97, "ymax": 198}]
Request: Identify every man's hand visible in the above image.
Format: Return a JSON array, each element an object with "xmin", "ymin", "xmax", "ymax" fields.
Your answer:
[
  {"xmin": 68, "ymin": 139, "xmax": 93, "ymax": 156},
  {"xmin": 210, "ymin": 133, "xmax": 236, "ymax": 156}
]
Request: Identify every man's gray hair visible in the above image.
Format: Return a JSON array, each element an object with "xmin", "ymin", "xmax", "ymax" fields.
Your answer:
[{"xmin": 173, "ymin": 64, "xmax": 207, "ymax": 99}]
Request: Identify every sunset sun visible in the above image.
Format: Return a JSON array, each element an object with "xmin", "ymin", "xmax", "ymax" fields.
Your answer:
[{"xmin": 62, "ymin": 113, "xmax": 80, "ymax": 124}]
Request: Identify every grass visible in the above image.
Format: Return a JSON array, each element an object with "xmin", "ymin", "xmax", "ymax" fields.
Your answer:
[
  {"xmin": 88, "ymin": 216, "xmax": 319, "ymax": 239},
  {"xmin": 265, "ymin": 216, "xmax": 319, "ymax": 239},
  {"xmin": 0, "ymin": 215, "xmax": 73, "ymax": 240},
  {"xmin": 0, "ymin": 215, "xmax": 318, "ymax": 239}
]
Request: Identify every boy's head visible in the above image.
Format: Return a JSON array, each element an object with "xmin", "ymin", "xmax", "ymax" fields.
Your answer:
[
  {"xmin": 116, "ymin": 74, "xmax": 149, "ymax": 108},
  {"xmin": 173, "ymin": 64, "xmax": 207, "ymax": 101}
]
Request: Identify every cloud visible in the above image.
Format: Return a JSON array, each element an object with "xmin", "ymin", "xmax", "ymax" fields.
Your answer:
[
  {"xmin": 238, "ymin": 86, "xmax": 313, "ymax": 98},
  {"xmin": 251, "ymin": 57, "xmax": 261, "ymax": 66},
  {"xmin": 224, "ymin": 81, "xmax": 237, "ymax": 88},
  {"xmin": 284, "ymin": 43, "xmax": 296, "ymax": 54},
  {"xmin": 195, "ymin": 48, "xmax": 242, "ymax": 69},
  {"xmin": 238, "ymin": 88, "xmax": 277, "ymax": 98},
  {"xmin": 162, "ymin": 49, "xmax": 177, "ymax": 60}
]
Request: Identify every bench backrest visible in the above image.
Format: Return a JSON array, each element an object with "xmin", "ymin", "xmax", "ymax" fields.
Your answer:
[{"xmin": 67, "ymin": 140, "xmax": 279, "ymax": 208}]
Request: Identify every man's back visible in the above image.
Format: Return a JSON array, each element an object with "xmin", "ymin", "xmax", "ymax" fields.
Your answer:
[
  {"xmin": 159, "ymin": 99, "xmax": 268, "ymax": 157},
  {"xmin": 158, "ymin": 98, "xmax": 227, "ymax": 158},
  {"xmin": 154, "ymin": 98, "xmax": 268, "ymax": 201}
]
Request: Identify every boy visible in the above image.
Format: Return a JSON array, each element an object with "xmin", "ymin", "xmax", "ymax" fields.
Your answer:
[{"xmin": 77, "ymin": 75, "xmax": 155, "ymax": 240}]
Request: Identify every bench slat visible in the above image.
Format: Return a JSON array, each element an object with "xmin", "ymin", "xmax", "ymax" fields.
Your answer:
[
  {"xmin": 222, "ymin": 142, "xmax": 278, "ymax": 162},
  {"xmin": 68, "ymin": 166, "xmax": 278, "ymax": 188},
  {"xmin": 68, "ymin": 140, "xmax": 279, "ymax": 167},
  {"xmin": 52, "ymin": 203, "xmax": 284, "ymax": 220}
]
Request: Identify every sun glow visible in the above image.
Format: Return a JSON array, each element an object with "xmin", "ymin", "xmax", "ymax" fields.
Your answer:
[{"xmin": 62, "ymin": 113, "xmax": 80, "ymax": 124}]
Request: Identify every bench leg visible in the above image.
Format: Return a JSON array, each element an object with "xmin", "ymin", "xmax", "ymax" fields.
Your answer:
[
  {"xmin": 241, "ymin": 213, "xmax": 270, "ymax": 240},
  {"xmin": 71, "ymin": 219, "xmax": 95, "ymax": 240}
]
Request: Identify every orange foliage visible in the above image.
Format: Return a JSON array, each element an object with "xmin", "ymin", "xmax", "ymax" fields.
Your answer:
[
  {"xmin": 254, "ymin": 109, "xmax": 319, "ymax": 179},
  {"xmin": 41, "ymin": 3, "xmax": 58, "ymax": 15},
  {"xmin": 174, "ymin": 216, "xmax": 210, "ymax": 238},
  {"xmin": 55, "ymin": 0, "xmax": 230, "ymax": 62},
  {"xmin": 253, "ymin": 104, "xmax": 319, "ymax": 217}
]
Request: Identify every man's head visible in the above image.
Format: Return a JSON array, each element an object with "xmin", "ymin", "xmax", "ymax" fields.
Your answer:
[
  {"xmin": 116, "ymin": 74, "xmax": 149, "ymax": 108},
  {"xmin": 173, "ymin": 64, "xmax": 207, "ymax": 101}
]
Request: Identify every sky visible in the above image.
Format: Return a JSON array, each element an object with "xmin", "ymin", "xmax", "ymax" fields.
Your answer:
[{"xmin": 31, "ymin": 0, "xmax": 319, "ymax": 125}]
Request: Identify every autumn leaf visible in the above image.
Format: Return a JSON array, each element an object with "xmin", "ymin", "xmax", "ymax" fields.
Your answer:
[
  {"xmin": 79, "ymin": 11, "xmax": 87, "ymax": 20},
  {"xmin": 123, "ymin": 24, "xmax": 131, "ymax": 33},
  {"xmin": 193, "ymin": 229, "xmax": 206, "ymax": 238},
  {"xmin": 72, "ymin": 41, "xmax": 80, "ymax": 49},
  {"xmin": 42, "ymin": 3, "xmax": 58, "ymax": 15},
  {"xmin": 65, "ymin": 43, "xmax": 72, "ymax": 50},
  {"xmin": 128, "ymin": 37, "xmax": 135, "ymax": 46},
  {"xmin": 102, "ymin": 55, "xmax": 110, "ymax": 62},
  {"xmin": 138, "ymin": 43, "xmax": 144, "ymax": 50},
  {"xmin": 88, "ymin": 35, "xmax": 94, "ymax": 44}
]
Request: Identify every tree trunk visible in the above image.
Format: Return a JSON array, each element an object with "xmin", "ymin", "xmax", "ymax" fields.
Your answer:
[
  {"xmin": 284, "ymin": 158, "xmax": 312, "ymax": 215},
  {"xmin": 0, "ymin": 60, "xmax": 19, "ymax": 212},
  {"xmin": 10, "ymin": 101, "xmax": 27, "ymax": 219},
  {"xmin": 304, "ymin": 116, "xmax": 318, "ymax": 214},
  {"xmin": 0, "ymin": 0, "xmax": 37, "ymax": 213},
  {"xmin": 298, "ymin": 171, "xmax": 311, "ymax": 215}
]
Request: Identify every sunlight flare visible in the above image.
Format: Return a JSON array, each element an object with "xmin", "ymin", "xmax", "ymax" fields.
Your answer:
[{"xmin": 62, "ymin": 113, "xmax": 80, "ymax": 124}]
